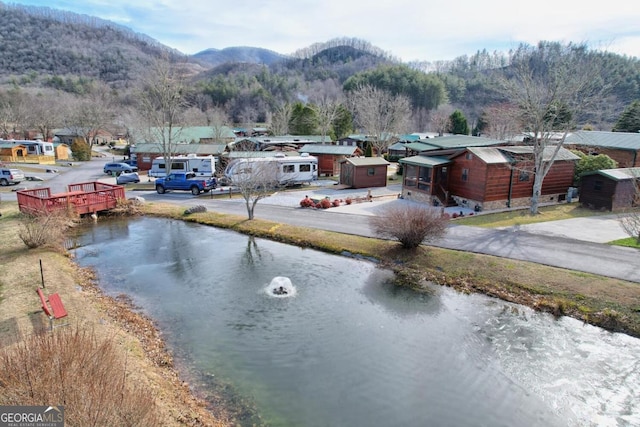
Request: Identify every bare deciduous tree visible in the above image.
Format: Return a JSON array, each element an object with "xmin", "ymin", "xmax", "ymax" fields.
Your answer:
[
  {"xmin": 269, "ymin": 103, "xmax": 293, "ymax": 136},
  {"xmin": 0, "ymin": 89, "xmax": 31, "ymax": 139},
  {"xmin": 310, "ymin": 94, "xmax": 343, "ymax": 142},
  {"xmin": 369, "ymin": 203, "xmax": 448, "ymax": 249},
  {"xmin": 498, "ymin": 43, "xmax": 608, "ymax": 214},
  {"xmin": 429, "ymin": 104, "xmax": 454, "ymax": 136},
  {"xmin": 25, "ymin": 91, "xmax": 66, "ymax": 142},
  {"xmin": 65, "ymin": 84, "xmax": 116, "ymax": 150},
  {"xmin": 226, "ymin": 158, "xmax": 283, "ymax": 220},
  {"xmin": 480, "ymin": 103, "xmax": 522, "ymax": 140},
  {"xmin": 347, "ymin": 84, "xmax": 410, "ymax": 156},
  {"xmin": 137, "ymin": 58, "xmax": 189, "ymax": 176}
]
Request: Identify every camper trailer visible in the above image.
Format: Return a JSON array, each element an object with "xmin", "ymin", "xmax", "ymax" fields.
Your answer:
[
  {"xmin": 148, "ymin": 155, "xmax": 217, "ymax": 178},
  {"xmin": 224, "ymin": 153, "xmax": 318, "ymax": 186}
]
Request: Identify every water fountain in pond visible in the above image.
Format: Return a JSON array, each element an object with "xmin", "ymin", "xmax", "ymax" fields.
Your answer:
[{"xmin": 266, "ymin": 276, "xmax": 296, "ymax": 297}]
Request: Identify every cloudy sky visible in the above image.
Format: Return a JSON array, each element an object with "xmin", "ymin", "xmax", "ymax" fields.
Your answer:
[{"xmin": 8, "ymin": 0, "xmax": 640, "ymax": 62}]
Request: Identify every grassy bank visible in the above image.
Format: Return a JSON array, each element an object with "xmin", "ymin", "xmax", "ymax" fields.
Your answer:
[
  {"xmin": 0, "ymin": 203, "xmax": 231, "ymax": 426},
  {"xmin": 142, "ymin": 202, "xmax": 640, "ymax": 337}
]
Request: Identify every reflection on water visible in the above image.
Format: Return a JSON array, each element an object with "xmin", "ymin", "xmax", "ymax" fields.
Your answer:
[{"xmin": 73, "ymin": 217, "xmax": 640, "ymax": 427}]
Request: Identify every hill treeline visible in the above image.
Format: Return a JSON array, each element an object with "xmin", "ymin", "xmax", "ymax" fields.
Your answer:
[{"xmin": 1, "ymin": 2, "xmax": 639, "ymax": 134}]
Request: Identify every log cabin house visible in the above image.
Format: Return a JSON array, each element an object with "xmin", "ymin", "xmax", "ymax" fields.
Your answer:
[{"xmin": 400, "ymin": 145, "xmax": 580, "ymax": 211}]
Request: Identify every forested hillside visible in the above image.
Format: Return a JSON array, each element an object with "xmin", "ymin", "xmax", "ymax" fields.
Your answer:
[
  {"xmin": 0, "ymin": 2, "xmax": 639, "ymax": 136},
  {"xmin": 0, "ymin": 2, "xmax": 193, "ymax": 89}
]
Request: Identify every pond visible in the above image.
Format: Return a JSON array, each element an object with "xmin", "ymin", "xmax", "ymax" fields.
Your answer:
[{"xmin": 72, "ymin": 217, "xmax": 640, "ymax": 427}]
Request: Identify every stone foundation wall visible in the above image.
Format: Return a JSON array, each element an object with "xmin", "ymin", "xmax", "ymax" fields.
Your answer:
[{"xmin": 401, "ymin": 189, "xmax": 433, "ymax": 204}]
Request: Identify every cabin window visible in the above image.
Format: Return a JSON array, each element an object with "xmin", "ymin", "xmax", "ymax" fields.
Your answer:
[
  {"xmin": 462, "ymin": 168, "xmax": 469, "ymax": 182},
  {"xmin": 367, "ymin": 168, "xmax": 375, "ymax": 176},
  {"xmin": 418, "ymin": 167, "xmax": 431, "ymax": 183},
  {"xmin": 404, "ymin": 164, "xmax": 417, "ymax": 187},
  {"xmin": 594, "ymin": 180, "xmax": 603, "ymax": 191},
  {"xmin": 300, "ymin": 164, "xmax": 311, "ymax": 172},
  {"xmin": 45, "ymin": 146, "xmax": 53, "ymax": 152},
  {"xmin": 418, "ymin": 167, "xmax": 431, "ymax": 191},
  {"xmin": 283, "ymin": 164, "xmax": 295, "ymax": 173},
  {"xmin": 519, "ymin": 171, "xmax": 530, "ymax": 182}
]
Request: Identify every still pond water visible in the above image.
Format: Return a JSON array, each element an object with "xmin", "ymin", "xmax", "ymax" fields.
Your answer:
[{"xmin": 72, "ymin": 217, "xmax": 639, "ymax": 427}]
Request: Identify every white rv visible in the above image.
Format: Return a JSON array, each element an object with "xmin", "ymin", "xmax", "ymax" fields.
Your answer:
[
  {"xmin": 148, "ymin": 155, "xmax": 217, "ymax": 178},
  {"xmin": 224, "ymin": 153, "xmax": 318, "ymax": 186}
]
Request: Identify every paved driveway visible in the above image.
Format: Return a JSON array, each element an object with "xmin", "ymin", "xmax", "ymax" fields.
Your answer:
[{"xmin": 497, "ymin": 216, "xmax": 630, "ymax": 243}]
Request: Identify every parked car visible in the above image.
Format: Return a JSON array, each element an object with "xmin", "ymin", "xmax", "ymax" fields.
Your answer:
[
  {"xmin": 116, "ymin": 171, "xmax": 141, "ymax": 185},
  {"xmin": 0, "ymin": 167, "xmax": 25, "ymax": 186},
  {"xmin": 122, "ymin": 159, "xmax": 138, "ymax": 167},
  {"xmin": 103, "ymin": 162, "xmax": 138, "ymax": 176}
]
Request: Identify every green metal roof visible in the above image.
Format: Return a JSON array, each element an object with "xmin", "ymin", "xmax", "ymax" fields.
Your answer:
[
  {"xmin": 400, "ymin": 155, "xmax": 451, "ymax": 167},
  {"xmin": 565, "ymin": 130, "xmax": 640, "ymax": 150},
  {"xmin": 134, "ymin": 126, "xmax": 236, "ymax": 144},
  {"xmin": 581, "ymin": 167, "xmax": 640, "ymax": 181},
  {"xmin": 403, "ymin": 142, "xmax": 440, "ymax": 152},
  {"xmin": 132, "ymin": 143, "xmax": 226, "ymax": 155},
  {"xmin": 428, "ymin": 135, "xmax": 506, "ymax": 149},
  {"xmin": 299, "ymin": 144, "xmax": 359, "ymax": 155}
]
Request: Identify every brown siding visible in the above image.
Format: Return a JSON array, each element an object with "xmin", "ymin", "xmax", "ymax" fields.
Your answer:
[
  {"xmin": 541, "ymin": 161, "xmax": 576, "ymax": 194},
  {"xmin": 581, "ymin": 176, "xmax": 637, "ymax": 211},
  {"xmin": 317, "ymin": 154, "xmax": 336, "ymax": 176},
  {"xmin": 579, "ymin": 175, "xmax": 616, "ymax": 210},
  {"xmin": 567, "ymin": 145, "xmax": 640, "ymax": 168},
  {"xmin": 448, "ymin": 156, "xmax": 492, "ymax": 201},
  {"xmin": 351, "ymin": 165, "xmax": 387, "ymax": 188}
]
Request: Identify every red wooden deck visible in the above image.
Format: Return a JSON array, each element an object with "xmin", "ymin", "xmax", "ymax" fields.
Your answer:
[{"xmin": 17, "ymin": 181, "xmax": 126, "ymax": 215}]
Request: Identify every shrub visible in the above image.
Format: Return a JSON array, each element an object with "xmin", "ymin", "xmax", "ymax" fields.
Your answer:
[
  {"xmin": 0, "ymin": 326, "xmax": 159, "ymax": 426},
  {"xmin": 108, "ymin": 199, "xmax": 143, "ymax": 217},
  {"xmin": 332, "ymin": 199, "xmax": 341, "ymax": 207},
  {"xmin": 369, "ymin": 203, "xmax": 449, "ymax": 249},
  {"xmin": 18, "ymin": 210, "xmax": 75, "ymax": 249},
  {"xmin": 70, "ymin": 139, "xmax": 91, "ymax": 161},
  {"xmin": 345, "ymin": 197, "xmax": 353, "ymax": 205}
]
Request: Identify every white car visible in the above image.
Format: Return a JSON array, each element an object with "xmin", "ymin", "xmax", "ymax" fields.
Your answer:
[{"xmin": 116, "ymin": 171, "xmax": 140, "ymax": 185}]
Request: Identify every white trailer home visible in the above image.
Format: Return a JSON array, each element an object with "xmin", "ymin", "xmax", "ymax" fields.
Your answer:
[
  {"xmin": 224, "ymin": 153, "xmax": 318, "ymax": 186},
  {"xmin": 148, "ymin": 155, "xmax": 217, "ymax": 178}
]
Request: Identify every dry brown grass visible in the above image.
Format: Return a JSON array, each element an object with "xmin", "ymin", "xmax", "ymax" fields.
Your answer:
[
  {"xmin": 0, "ymin": 202, "xmax": 231, "ymax": 427},
  {"xmin": 0, "ymin": 326, "xmax": 160, "ymax": 426}
]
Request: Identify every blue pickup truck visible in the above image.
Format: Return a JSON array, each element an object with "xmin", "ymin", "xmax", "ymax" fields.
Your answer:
[{"xmin": 155, "ymin": 172, "xmax": 217, "ymax": 195}]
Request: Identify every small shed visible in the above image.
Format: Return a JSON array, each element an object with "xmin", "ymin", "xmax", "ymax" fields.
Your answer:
[
  {"xmin": 0, "ymin": 141, "xmax": 28, "ymax": 162},
  {"xmin": 339, "ymin": 157, "xmax": 389, "ymax": 189},
  {"xmin": 579, "ymin": 167, "xmax": 640, "ymax": 211}
]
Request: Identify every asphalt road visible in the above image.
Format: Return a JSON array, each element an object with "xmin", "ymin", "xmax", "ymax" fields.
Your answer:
[{"xmin": 3, "ymin": 154, "xmax": 639, "ymax": 283}]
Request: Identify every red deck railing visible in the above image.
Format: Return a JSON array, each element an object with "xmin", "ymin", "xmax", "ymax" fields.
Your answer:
[{"xmin": 17, "ymin": 181, "xmax": 125, "ymax": 215}]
